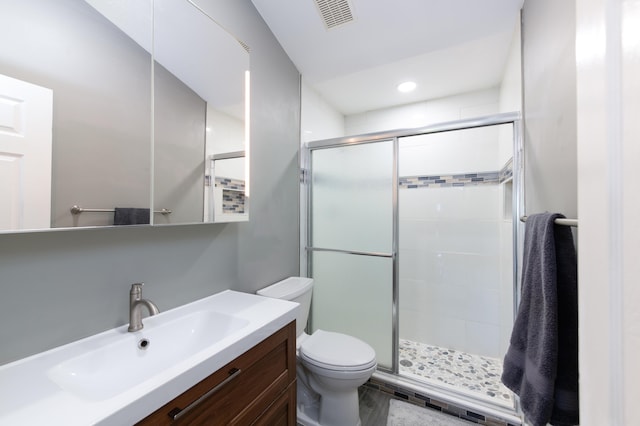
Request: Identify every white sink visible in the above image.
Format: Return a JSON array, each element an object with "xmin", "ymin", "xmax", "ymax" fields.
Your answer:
[
  {"xmin": 48, "ymin": 310, "xmax": 249, "ymax": 401},
  {"xmin": 0, "ymin": 290, "xmax": 298, "ymax": 426}
]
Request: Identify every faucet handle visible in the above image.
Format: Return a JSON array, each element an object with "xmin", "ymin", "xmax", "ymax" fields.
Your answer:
[{"xmin": 130, "ymin": 282, "xmax": 144, "ymax": 294}]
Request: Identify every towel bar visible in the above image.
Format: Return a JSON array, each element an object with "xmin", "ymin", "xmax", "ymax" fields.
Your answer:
[
  {"xmin": 520, "ymin": 215, "xmax": 577, "ymax": 227},
  {"xmin": 71, "ymin": 205, "xmax": 172, "ymax": 215}
]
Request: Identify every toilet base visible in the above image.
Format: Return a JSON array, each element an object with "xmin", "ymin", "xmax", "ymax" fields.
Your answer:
[
  {"xmin": 296, "ymin": 352, "xmax": 372, "ymax": 426},
  {"xmin": 297, "ymin": 405, "xmax": 319, "ymax": 426},
  {"xmin": 296, "ymin": 385, "xmax": 362, "ymax": 426}
]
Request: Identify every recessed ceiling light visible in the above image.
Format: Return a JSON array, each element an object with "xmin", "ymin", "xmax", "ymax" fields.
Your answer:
[{"xmin": 397, "ymin": 81, "xmax": 417, "ymax": 93}]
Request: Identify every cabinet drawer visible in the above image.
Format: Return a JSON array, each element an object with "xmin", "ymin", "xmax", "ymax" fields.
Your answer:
[
  {"xmin": 138, "ymin": 321, "xmax": 296, "ymax": 426},
  {"xmin": 252, "ymin": 381, "xmax": 296, "ymax": 426}
]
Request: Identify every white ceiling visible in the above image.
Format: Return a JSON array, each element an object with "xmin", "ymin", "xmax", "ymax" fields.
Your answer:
[{"xmin": 251, "ymin": 0, "xmax": 523, "ymax": 115}]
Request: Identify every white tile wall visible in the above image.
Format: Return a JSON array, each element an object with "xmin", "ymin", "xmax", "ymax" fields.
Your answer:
[
  {"xmin": 399, "ymin": 128, "xmax": 502, "ymax": 177},
  {"xmin": 399, "ymin": 155, "xmax": 510, "ymax": 359},
  {"xmin": 432, "ymin": 316, "xmax": 467, "ymax": 350},
  {"xmin": 465, "ymin": 321, "xmax": 501, "ymax": 357},
  {"xmin": 345, "ymin": 88, "xmax": 500, "ymax": 135}
]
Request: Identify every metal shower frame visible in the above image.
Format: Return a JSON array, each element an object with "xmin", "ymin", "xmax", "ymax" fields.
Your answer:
[{"xmin": 301, "ymin": 111, "xmax": 523, "ymax": 411}]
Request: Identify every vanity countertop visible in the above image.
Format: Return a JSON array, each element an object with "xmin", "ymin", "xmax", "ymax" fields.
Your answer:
[{"xmin": 0, "ymin": 290, "xmax": 298, "ymax": 425}]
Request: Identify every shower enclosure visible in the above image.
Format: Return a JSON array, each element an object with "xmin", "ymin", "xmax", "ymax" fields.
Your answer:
[{"xmin": 303, "ymin": 112, "xmax": 522, "ymax": 418}]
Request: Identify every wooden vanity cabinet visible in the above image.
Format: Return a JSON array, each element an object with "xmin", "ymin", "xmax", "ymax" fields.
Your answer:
[{"xmin": 137, "ymin": 321, "xmax": 296, "ymax": 425}]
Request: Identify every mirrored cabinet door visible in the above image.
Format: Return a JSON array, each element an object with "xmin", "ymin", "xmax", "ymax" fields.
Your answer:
[
  {"xmin": 153, "ymin": 0, "xmax": 250, "ymax": 225},
  {"xmin": 0, "ymin": 0, "xmax": 250, "ymax": 233},
  {"xmin": 0, "ymin": 0, "xmax": 153, "ymax": 231}
]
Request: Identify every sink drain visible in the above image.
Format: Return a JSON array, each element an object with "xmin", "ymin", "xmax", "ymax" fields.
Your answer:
[{"xmin": 138, "ymin": 338, "xmax": 150, "ymax": 350}]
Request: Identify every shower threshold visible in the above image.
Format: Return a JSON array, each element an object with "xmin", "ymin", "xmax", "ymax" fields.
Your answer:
[{"xmin": 398, "ymin": 339, "xmax": 514, "ymax": 408}]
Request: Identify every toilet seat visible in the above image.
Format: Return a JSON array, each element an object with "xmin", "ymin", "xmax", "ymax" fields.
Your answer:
[{"xmin": 299, "ymin": 330, "xmax": 376, "ymax": 372}]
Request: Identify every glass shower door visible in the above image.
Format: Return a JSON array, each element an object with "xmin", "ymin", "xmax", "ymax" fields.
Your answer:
[
  {"xmin": 308, "ymin": 140, "xmax": 394, "ymax": 369},
  {"xmin": 397, "ymin": 123, "xmax": 516, "ymax": 408},
  {"xmin": 304, "ymin": 114, "xmax": 522, "ymax": 418}
]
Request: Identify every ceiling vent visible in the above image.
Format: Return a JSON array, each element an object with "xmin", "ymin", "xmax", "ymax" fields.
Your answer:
[
  {"xmin": 237, "ymin": 40, "xmax": 251, "ymax": 53},
  {"xmin": 314, "ymin": 0, "xmax": 354, "ymax": 29}
]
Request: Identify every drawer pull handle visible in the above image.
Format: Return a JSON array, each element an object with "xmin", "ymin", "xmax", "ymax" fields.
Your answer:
[{"xmin": 169, "ymin": 367, "xmax": 242, "ymax": 421}]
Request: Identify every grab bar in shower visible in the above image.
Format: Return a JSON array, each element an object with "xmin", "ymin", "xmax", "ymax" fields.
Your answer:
[
  {"xmin": 520, "ymin": 215, "xmax": 578, "ymax": 227},
  {"xmin": 70, "ymin": 205, "xmax": 172, "ymax": 215}
]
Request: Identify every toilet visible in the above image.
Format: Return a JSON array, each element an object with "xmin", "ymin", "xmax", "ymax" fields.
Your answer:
[{"xmin": 257, "ymin": 277, "xmax": 377, "ymax": 426}]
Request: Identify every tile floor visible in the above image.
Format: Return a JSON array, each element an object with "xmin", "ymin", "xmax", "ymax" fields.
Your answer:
[
  {"xmin": 398, "ymin": 339, "xmax": 514, "ymax": 407},
  {"xmin": 358, "ymin": 386, "xmax": 393, "ymax": 426},
  {"xmin": 359, "ymin": 386, "xmax": 476, "ymax": 426},
  {"xmin": 298, "ymin": 381, "xmax": 518, "ymax": 426},
  {"xmin": 362, "ymin": 378, "xmax": 521, "ymax": 426}
]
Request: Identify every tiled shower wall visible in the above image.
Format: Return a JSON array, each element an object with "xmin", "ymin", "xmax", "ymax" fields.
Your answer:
[
  {"xmin": 399, "ymin": 185, "xmax": 503, "ymax": 358},
  {"xmin": 398, "ymin": 125, "xmax": 513, "ymax": 359},
  {"xmin": 214, "ymin": 177, "xmax": 246, "ymax": 213}
]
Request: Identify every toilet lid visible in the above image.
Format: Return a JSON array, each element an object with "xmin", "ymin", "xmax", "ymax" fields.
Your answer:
[{"xmin": 299, "ymin": 330, "xmax": 376, "ymax": 371}]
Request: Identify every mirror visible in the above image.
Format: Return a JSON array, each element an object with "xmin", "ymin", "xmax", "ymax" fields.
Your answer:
[
  {"xmin": 152, "ymin": 0, "xmax": 250, "ymax": 225},
  {"xmin": 208, "ymin": 152, "xmax": 247, "ymax": 222},
  {"xmin": 0, "ymin": 0, "xmax": 153, "ymax": 230},
  {"xmin": 0, "ymin": 0, "xmax": 249, "ymax": 232}
]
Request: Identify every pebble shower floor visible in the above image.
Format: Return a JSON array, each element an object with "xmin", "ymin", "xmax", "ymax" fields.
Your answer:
[{"xmin": 398, "ymin": 339, "xmax": 514, "ymax": 407}]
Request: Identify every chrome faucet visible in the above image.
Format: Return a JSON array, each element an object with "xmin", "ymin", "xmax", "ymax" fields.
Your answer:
[{"xmin": 128, "ymin": 282, "xmax": 160, "ymax": 332}]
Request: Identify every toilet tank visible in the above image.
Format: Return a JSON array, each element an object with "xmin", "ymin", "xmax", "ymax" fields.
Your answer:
[{"xmin": 257, "ymin": 277, "xmax": 313, "ymax": 338}]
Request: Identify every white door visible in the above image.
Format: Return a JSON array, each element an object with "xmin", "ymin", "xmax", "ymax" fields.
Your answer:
[{"xmin": 0, "ymin": 73, "xmax": 53, "ymax": 230}]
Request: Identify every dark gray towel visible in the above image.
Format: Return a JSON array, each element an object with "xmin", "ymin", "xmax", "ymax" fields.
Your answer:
[
  {"xmin": 501, "ymin": 213, "xmax": 579, "ymax": 426},
  {"xmin": 113, "ymin": 207, "xmax": 150, "ymax": 225}
]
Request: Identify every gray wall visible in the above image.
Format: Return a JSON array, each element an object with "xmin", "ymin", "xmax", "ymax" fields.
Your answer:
[
  {"xmin": 521, "ymin": 0, "xmax": 577, "ymax": 218},
  {"xmin": 0, "ymin": 0, "xmax": 301, "ymax": 365}
]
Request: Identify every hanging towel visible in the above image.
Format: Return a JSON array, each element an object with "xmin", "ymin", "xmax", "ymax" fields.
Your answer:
[
  {"xmin": 501, "ymin": 213, "xmax": 579, "ymax": 426},
  {"xmin": 113, "ymin": 207, "xmax": 150, "ymax": 225}
]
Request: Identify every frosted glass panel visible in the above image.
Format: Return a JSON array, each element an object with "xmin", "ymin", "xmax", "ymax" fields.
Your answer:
[
  {"xmin": 311, "ymin": 141, "xmax": 393, "ymax": 253},
  {"xmin": 310, "ymin": 251, "xmax": 393, "ymax": 369}
]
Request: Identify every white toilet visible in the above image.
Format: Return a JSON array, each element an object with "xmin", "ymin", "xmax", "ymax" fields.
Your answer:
[{"xmin": 257, "ymin": 277, "xmax": 377, "ymax": 426}]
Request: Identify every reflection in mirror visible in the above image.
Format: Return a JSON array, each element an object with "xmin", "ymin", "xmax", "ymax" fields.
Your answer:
[
  {"xmin": 0, "ymin": 0, "xmax": 153, "ymax": 231},
  {"xmin": 208, "ymin": 152, "xmax": 247, "ymax": 223},
  {"xmin": 0, "ymin": 0, "xmax": 249, "ymax": 232},
  {"xmin": 152, "ymin": 0, "xmax": 250, "ymax": 225}
]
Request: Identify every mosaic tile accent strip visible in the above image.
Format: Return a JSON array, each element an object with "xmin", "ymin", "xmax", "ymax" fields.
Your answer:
[
  {"xmin": 365, "ymin": 377, "xmax": 520, "ymax": 426},
  {"xmin": 399, "ymin": 339, "xmax": 513, "ymax": 407},
  {"xmin": 400, "ymin": 158, "xmax": 514, "ymax": 189},
  {"xmin": 215, "ymin": 176, "xmax": 246, "ymax": 214},
  {"xmin": 215, "ymin": 176, "xmax": 245, "ymax": 191},
  {"xmin": 399, "ymin": 172, "xmax": 500, "ymax": 189},
  {"xmin": 221, "ymin": 190, "xmax": 245, "ymax": 213}
]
